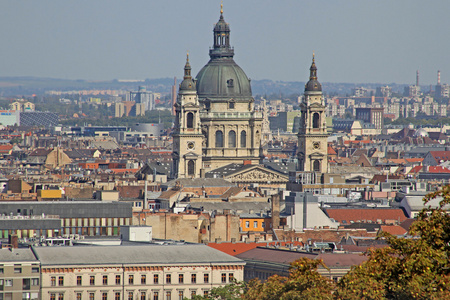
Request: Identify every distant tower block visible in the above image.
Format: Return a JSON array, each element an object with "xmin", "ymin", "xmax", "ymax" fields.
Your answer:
[
  {"xmin": 416, "ymin": 70, "xmax": 419, "ymax": 87},
  {"xmin": 438, "ymin": 70, "xmax": 441, "ymax": 85}
]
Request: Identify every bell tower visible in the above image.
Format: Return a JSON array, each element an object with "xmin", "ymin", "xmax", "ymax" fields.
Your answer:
[
  {"xmin": 173, "ymin": 54, "xmax": 203, "ymax": 178},
  {"xmin": 297, "ymin": 54, "xmax": 328, "ymax": 173}
]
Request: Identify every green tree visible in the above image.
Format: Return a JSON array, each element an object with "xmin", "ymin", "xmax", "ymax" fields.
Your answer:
[
  {"xmin": 335, "ymin": 186, "xmax": 450, "ymax": 299},
  {"xmin": 244, "ymin": 258, "xmax": 334, "ymax": 300},
  {"xmin": 188, "ymin": 280, "xmax": 246, "ymax": 300}
]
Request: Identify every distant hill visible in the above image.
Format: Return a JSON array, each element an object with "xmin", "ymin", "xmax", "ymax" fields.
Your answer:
[{"xmin": 0, "ymin": 76, "xmax": 409, "ymax": 98}]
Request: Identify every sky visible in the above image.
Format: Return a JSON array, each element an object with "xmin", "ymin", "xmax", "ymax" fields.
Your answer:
[{"xmin": 0, "ymin": 0, "xmax": 449, "ymax": 85}]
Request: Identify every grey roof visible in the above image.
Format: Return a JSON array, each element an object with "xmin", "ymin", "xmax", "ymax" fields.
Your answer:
[
  {"xmin": 0, "ymin": 248, "xmax": 38, "ymax": 262},
  {"xmin": 164, "ymin": 178, "xmax": 234, "ymax": 188},
  {"xmin": 32, "ymin": 244, "xmax": 244, "ymax": 266},
  {"xmin": 189, "ymin": 201, "xmax": 270, "ymax": 214},
  {"xmin": 0, "ymin": 201, "xmax": 131, "ymax": 218},
  {"xmin": 401, "ymin": 196, "xmax": 449, "ymax": 211}
]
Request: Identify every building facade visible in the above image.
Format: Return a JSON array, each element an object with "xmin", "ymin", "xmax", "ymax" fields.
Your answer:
[{"xmin": 34, "ymin": 244, "xmax": 244, "ymax": 300}]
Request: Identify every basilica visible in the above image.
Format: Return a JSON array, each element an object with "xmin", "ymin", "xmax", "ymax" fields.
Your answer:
[{"xmin": 172, "ymin": 6, "xmax": 327, "ymax": 180}]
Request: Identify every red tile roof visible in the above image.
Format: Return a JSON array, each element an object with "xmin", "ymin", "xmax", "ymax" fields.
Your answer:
[
  {"xmin": 428, "ymin": 166, "xmax": 450, "ymax": 173},
  {"xmin": 208, "ymin": 241, "xmax": 303, "ymax": 256},
  {"xmin": 430, "ymin": 151, "xmax": 450, "ymax": 161},
  {"xmin": 379, "ymin": 225, "xmax": 407, "ymax": 236},
  {"xmin": 325, "ymin": 208, "xmax": 407, "ymax": 224}
]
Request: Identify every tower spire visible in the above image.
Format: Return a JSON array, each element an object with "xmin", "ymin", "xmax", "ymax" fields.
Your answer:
[
  {"xmin": 309, "ymin": 52, "xmax": 317, "ymax": 81},
  {"xmin": 184, "ymin": 51, "xmax": 191, "ymax": 79},
  {"xmin": 220, "ymin": 1, "xmax": 223, "ymax": 15}
]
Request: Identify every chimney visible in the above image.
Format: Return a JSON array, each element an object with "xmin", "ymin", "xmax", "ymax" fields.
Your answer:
[
  {"xmin": 9, "ymin": 234, "xmax": 19, "ymax": 249},
  {"xmin": 271, "ymin": 193, "xmax": 281, "ymax": 229},
  {"xmin": 416, "ymin": 70, "xmax": 419, "ymax": 87}
]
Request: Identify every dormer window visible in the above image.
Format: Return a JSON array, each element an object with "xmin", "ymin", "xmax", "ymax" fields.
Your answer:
[
  {"xmin": 227, "ymin": 79, "xmax": 234, "ymax": 88},
  {"xmin": 229, "ymin": 100, "xmax": 235, "ymax": 109}
]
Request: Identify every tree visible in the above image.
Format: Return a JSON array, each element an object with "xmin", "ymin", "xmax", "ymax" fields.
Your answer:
[
  {"xmin": 188, "ymin": 280, "xmax": 246, "ymax": 300},
  {"xmin": 244, "ymin": 258, "xmax": 334, "ymax": 300},
  {"xmin": 335, "ymin": 186, "xmax": 450, "ymax": 299}
]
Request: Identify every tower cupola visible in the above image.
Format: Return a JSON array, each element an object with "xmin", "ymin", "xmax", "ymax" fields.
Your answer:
[
  {"xmin": 179, "ymin": 53, "xmax": 196, "ymax": 92},
  {"xmin": 305, "ymin": 53, "xmax": 322, "ymax": 92},
  {"xmin": 210, "ymin": 3, "xmax": 234, "ymax": 59}
]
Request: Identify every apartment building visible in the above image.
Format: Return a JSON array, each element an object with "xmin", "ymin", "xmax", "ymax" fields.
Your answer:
[
  {"xmin": 33, "ymin": 244, "xmax": 244, "ymax": 300},
  {"xmin": 0, "ymin": 248, "xmax": 40, "ymax": 300}
]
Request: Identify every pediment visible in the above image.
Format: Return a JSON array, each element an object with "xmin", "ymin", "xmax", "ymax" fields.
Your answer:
[
  {"xmin": 309, "ymin": 151, "xmax": 325, "ymax": 158},
  {"xmin": 225, "ymin": 165, "xmax": 288, "ymax": 183}
]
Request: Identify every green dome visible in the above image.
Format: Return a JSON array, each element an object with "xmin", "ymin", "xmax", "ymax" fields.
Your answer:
[{"xmin": 196, "ymin": 58, "xmax": 252, "ymax": 100}]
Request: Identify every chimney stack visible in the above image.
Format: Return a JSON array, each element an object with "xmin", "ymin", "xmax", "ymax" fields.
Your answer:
[
  {"xmin": 416, "ymin": 70, "xmax": 419, "ymax": 87},
  {"xmin": 271, "ymin": 193, "xmax": 281, "ymax": 229}
]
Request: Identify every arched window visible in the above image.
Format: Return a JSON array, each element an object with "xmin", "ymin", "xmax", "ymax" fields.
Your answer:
[
  {"xmin": 240, "ymin": 131, "xmax": 246, "ymax": 148},
  {"xmin": 313, "ymin": 113, "xmax": 320, "ymax": 129},
  {"xmin": 215, "ymin": 130, "xmax": 223, "ymax": 147},
  {"xmin": 186, "ymin": 112, "xmax": 194, "ymax": 129},
  {"xmin": 188, "ymin": 160, "xmax": 195, "ymax": 176},
  {"xmin": 228, "ymin": 130, "xmax": 236, "ymax": 148},
  {"xmin": 313, "ymin": 160, "xmax": 321, "ymax": 172}
]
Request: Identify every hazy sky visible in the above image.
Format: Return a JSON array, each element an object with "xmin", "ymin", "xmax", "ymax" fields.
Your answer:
[{"xmin": 0, "ymin": 0, "xmax": 449, "ymax": 85}]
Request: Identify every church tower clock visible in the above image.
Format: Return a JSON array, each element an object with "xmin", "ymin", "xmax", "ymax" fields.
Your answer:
[
  {"xmin": 297, "ymin": 54, "xmax": 328, "ymax": 173},
  {"xmin": 173, "ymin": 54, "xmax": 203, "ymax": 178}
]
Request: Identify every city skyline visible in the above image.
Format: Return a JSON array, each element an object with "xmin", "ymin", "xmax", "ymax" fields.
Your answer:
[{"xmin": 0, "ymin": 0, "xmax": 448, "ymax": 85}]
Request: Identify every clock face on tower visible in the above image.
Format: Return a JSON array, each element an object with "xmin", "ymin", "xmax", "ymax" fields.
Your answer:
[
  {"xmin": 313, "ymin": 141, "xmax": 320, "ymax": 150},
  {"xmin": 187, "ymin": 142, "xmax": 195, "ymax": 150}
]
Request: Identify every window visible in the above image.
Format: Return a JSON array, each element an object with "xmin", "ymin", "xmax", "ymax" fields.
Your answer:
[
  {"xmin": 253, "ymin": 221, "xmax": 258, "ymax": 228},
  {"xmin": 178, "ymin": 274, "xmax": 183, "ymax": 284},
  {"xmin": 141, "ymin": 275, "xmax": 146, "ymax": 284},
  {"xmin": 221, "ymin": 273, "xmax": 226, "ymax": 283},
  {"xmin": 313, "ymin": 113, "xmax": 320, "ymax": 128},
  {"xmin": 128, "ymin": 292, "xmax": 133, "ymax": 300},
  {"xmin": 23, "ymin": 278, "xmax": 30, "ymax": 290},
  {"xmin": 115, "ymin": 293, "xmax": 120, "ymax": 300},
  {"xmin": 165, "ymin": 292, "xmax": 171, "ymax": 300},
  {"xmin": 14, "ymin": 268, "xmax": 22, "ymax": 273},
  {"xmin": 203, "ymin": 274, "xmax": 209, "ymax": 283},
  {"xmin": 58, "ymin": 294, "xmax": 64, "ymax": 300},
  {"xmin": 153, "ymin": 292, "xmax": 158, "ymax": 300},
  {"xmin": 262, "ymin": 221, "xmax": 265, "ymax": 229},
  {"xmin": 129, "ymin": 275, "xmax": 134, "ymax": 285},
  {"xmin": 32, "ymin": 268, "xmax": 39, "ymax": 273},
  {"xmin": 240, "ymin": 131, "xmax": 246, "ymax": 147},
  {"xmin": 191, "ymin": 274, "xmax": 196, "ymax": 284},
  {"xmin": 203, "ymin": 291, "xmax": 209, "ymax": 296},
  {"xmin": 166, "ymin": 274, "xmax": 171, "ymax": 284},
  {"xmin": 215, "ymin": 130, "xmax": 223, "ymax": 147},
  {"xmin": 77, "ymin": 276, "xmax": 82, "ymax": 286},
  {"xmin": 31, "ymin": 278, "xmax": 39, "ymax": 286},
  {"xmin": 50, "ymin": 294, "xmax": 56, "ymax": 300},
  {"xmin": 89, "ymin": 293, "xmax": 94, "ymax": 300},
  {"xmin": 187, "ymin": 160, "xmax": 195, "ymax": 176},
  {"xmin": 191, "ymin": 291, "xmax": 196, "ymax": 297},
  {"xmin": 58, "ymin": 276, "xmax": 64, "ymax": 286},
  {"xmin": 90, "ymin": 276, "xmax": 95, "ymax": 285},
  {"xmin": 227, "ymin": 79, "xmax": 234, "ymax": 88},
  {"xmin": 76, "ymin": 293, "xmax": 82, "ymax": 300},
  {"xmin": 313, "ymin": 160, "xmax": 321, "ymax": 172},
  {"xmin": 115, "ymin": 275, "xmax": 121, "ymax": 285},
  {"xmin": 153, "ymin": 274, "xmax": 159, "ymax": 284},
  {"xmin": 229, "ymin": 273, "xmax": 234, "ymax": 282},
  {"xmin": 51, "ymin": 277, "xmax": 56, "ymax": 286},
  {"xmin": 102, "ymin": 293, "xmax": 107, "ymax": 300},
  {"xmin": 178, "ymin": 291, "xmax": 183, "ymax": 300},
  {"xmin": 23, "ymin": 293, "xmax": 30, "ymax": 300},
  {"xmin": 186, "ymin": 112, "xmax": 194, "ymax": 129},
  {"xmin": 140, "ymin": 292, "xmax": 146, "ymax": 300},
  {"xmin": 228, "ymin": 101, "xmax": 235, "ymax": 109},
  {"xmin": 5, "ymin": 280, "xmax": 13, "ymax": 287},
  {"xmin": 228, "ymin": 130, "xmax": 236, "ymax": 147},
  {"xmin": 245, "ymin": 221, "xmax": 249, "ymax": 228},
  {"xmin": 0, "ymin": 268, "xmax": 3, "ymax": 274}
]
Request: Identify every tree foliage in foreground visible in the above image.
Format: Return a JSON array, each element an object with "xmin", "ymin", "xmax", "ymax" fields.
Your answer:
[{"xmin": 190, "ymin": 186, "xmax": 450, "ymax": 299}]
